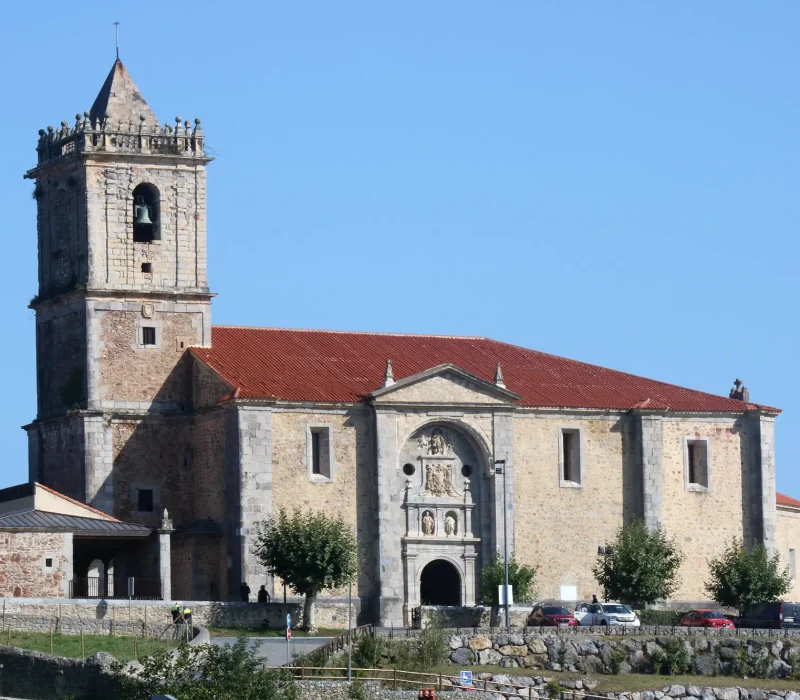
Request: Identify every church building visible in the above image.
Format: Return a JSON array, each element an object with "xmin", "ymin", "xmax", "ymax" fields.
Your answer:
[{"xmin": 22, "ymin": 58, "xmax": 800, "ymax": 624}]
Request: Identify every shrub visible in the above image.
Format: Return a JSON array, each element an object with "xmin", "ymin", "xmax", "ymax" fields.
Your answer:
[
  {"xmin": 556, "ymin": 642, "xmax": 567, "ymax": 668},
  {"xmin": 607, "ymin": 647, "xmax": 626, "ymax": 675},
  {"xmin": 349, "ymin": 680, "xmax": 369, "ymax": 700},
  {"xmin": 647, "ymin": 648, "xmax": 665, "ymax": 675},
  {"xmin": 480, "ymin": 554, "xmax": 538, "ymax": 605},
  {"xmin": 111, "ymin": 637, "xmax": 297, "ymax": 700},
  {"xmin": 414, "ymin": 614, "xmax": 449, "ymax": 668},
  {"xmin": 544, "ymin": 680, "xmax": 562, "ymax": 699},
  {"xmin": 636, "ymin": 609, "xmax": 683, "ymax": 626},
  {"xmin": 593, "ymin": 520, "xmax": 683, "ymax": 605},
  {"xmin": 353, "ymin": 634, "xmax": 386, "ymax": 669},
  {"xmin": 705, "ymin": 538, "xmax": 790, "ymax": 613},
  {"xmin": 733, "ymin": 642, "xmax": 769, "ymax": 679},
  {"xmin": 662, "ymin": 640, "xmax": 690, "ymax": 676}
]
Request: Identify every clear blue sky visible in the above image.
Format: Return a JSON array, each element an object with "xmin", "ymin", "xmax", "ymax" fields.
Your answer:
[{"xmin": 1, "ymin": 3, "xmax": 797, "ymax": 493}]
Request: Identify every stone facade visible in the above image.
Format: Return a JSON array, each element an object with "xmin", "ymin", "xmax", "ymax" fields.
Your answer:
[
  {"xmin": 19, "ymin": 58, "xmax": 785, "ymax": 622},
  {"xmin": 0, "ymin": 533, "xmax": 72, "ymax": 598}
]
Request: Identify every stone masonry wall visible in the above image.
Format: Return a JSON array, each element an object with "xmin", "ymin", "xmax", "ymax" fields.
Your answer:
[
  {"xmin": 271, "ymin": 407, "xmax": 376, "ymax": 602},
  {"xmin": 446, "ymin": 631, "xmax": 800, "ymax": 678},
  {"xmin": 513, "ymin": 413, "xmax": 626, "ymax": 602},
  {"xmin": 0, "ymin": 533, "xmax": 72, "ymax": 598},
  {"xmin": 84, "ymin": 161, "xmax": 208, "ymax": 292},
  {"xmin": 776, "ymin": 507, "xmax": 800, "ymax": 601},
  {"xmin": 660, "ymin": 417, "xmax": 745, "ymax": 601}
]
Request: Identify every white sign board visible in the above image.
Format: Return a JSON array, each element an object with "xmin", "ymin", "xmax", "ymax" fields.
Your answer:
[
  {"xmin": 460, "ymin": 671, "xmax": 473, "ymax": 687},
  {"xmin": 498, "ymin": 585, "xmax": 514, "ymax": 605},
  {"xmin": 560, "ymin": 585, "xmax": 578, "ymax": 601}
]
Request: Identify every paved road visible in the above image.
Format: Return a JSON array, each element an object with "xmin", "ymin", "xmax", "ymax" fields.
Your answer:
[{"xmin": 210, "ymin": 636, "xmax": 333, "ymax": 665}]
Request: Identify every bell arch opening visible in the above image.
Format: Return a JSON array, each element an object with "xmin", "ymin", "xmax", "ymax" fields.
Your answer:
[
  {"xmin": 132, "ymin": 183, "xmax": 160, "ymax": 243},
  {"xmin": 420, "ymin": 559, "xmax": 461, "ymax": 606}
]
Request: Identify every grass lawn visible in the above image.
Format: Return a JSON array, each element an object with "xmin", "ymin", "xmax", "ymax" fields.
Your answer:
[
  {"xmin": 2, "ymin": 631, "xmax": 179, "ymax": 661},
  {"xmin": 424, "ymin": 665, "xmax": 800, "ymax": 693},
  {"xmin": 208, "ymin": 626, "xmax": 341, "ymax": 638}
]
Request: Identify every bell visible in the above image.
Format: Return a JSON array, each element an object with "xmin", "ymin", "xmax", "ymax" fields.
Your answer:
[{"xmin": 134, "ymin": 203, "xmax": 153, "ymax": 226}]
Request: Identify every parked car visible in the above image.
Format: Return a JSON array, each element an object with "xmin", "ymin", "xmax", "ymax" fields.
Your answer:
[
  {"xmin": 526, "ymin": 605, "xmax": 578, "ymax": 627},
  {"xmin": 574, "ymin": 602, "xmax": 640, "ymax": 627},
  {"xmin": 679, "ymin": 610, "xmax": 734, "ymax": 629},
  {"xmin": 735, "ymin": 602, "xmax": 800, "ymax": 629}
]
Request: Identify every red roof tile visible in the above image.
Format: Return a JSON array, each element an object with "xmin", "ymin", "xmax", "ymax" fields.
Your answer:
[
  {"xmin": 777, "ymin": 492, "xmax": 800, "ymax": 508},
  {"xmin": 190, "ymin": 326, "xmax": 779, "ymax": 413}
]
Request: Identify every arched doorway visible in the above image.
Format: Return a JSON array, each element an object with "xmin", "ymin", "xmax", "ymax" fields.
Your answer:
[{"xmin": 420, "ymin": 559, "xmax": 461, "ymax": 606}]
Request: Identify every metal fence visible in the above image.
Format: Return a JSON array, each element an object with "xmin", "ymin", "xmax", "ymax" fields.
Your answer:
[{"xmin": 69, "ymin": 576, "xmax": 162, "ymax": 600}]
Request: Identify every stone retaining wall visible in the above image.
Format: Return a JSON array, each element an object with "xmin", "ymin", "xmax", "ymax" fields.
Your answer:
[
  {"xmin": 292, "ymin": 680, "xmax": 800, "ymax": 700},
  {"xmin": 447, "ymin": 633, "xmax": 800, "ymax": 678}
]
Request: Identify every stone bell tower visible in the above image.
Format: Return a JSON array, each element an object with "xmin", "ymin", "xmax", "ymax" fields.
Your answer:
[{"xmin": 24, "ymin": 58, "xmax": 213, "ymax": 522}]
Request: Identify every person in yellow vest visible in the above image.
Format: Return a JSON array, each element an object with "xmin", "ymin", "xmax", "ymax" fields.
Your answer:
[
  {"xmin": 183, "ymin": 605, "xmax": 193, "ymax": 629},
  {"xmin": 171, "ymin": 602, "xmax": 181, "ymax": 624}
]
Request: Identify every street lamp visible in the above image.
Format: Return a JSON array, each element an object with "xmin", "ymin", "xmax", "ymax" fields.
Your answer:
[{"xmin": 494, "ymin": 458, "xmax": 509, "ymax": 629}]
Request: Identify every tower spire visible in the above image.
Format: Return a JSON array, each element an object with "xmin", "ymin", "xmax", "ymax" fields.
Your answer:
[{"xmin": 113, "ymin": 21, "xmax": 120, "ymax": 60}]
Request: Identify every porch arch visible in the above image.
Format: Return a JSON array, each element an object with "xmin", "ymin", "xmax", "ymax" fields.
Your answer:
[{"xmin": 420, "ymin": 559, "xmax": 462, "ymax": 606}]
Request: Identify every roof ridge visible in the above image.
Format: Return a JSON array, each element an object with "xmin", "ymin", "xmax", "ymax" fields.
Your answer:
[
  {"xmin": 211, "ymin": 324, "xmax": 487, "ymax": 340},
  {"xmin": 487, "ymin": 338, "xmax": 777, "ymax": 412}
]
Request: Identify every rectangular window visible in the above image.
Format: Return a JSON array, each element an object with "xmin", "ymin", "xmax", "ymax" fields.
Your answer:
[
  {"xmin": 686, "ymin": 439, "xmax": 709, "ymax": 488},
  {"xmin": 560, "ymin": 428, "xmax": 581, "ymax": 486},
  {"xmin": 142, "ymin": 327, "xmax": 156, "ymax": 346},
  {"xmin": 137, "ymin": 488, "xmax": 154, "ymax": 512},
  {"xmin": 45, "ymin": 558, "xmax": 53, "ymax": 568},
  {"xmin": 309, "ymin": 427, "xmax": 332, "ymax": 480},
  {"xmin": 790, "ymin": 549, "xmax": 797, "ymax": 582}
]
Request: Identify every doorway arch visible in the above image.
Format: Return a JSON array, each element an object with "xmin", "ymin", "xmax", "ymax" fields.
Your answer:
[{"xmin": 420, "ymin": 559, "xmax": 461, "ymax": 606}]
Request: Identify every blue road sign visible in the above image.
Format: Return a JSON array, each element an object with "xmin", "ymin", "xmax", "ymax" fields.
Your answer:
[
  {"xmin": 286, "ymin": 613, "xmax": 292, "ymax": 626},
  {"xmin": 460, "ymin": 671, "xmax": 473, "ymax": 687}
]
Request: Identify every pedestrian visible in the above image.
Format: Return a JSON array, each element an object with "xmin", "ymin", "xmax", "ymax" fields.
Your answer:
[
  {"xmin": 240, "ymin": 581, "xmax": 251, "ymax": 602},
  {"xmin": 591, "ymin": 594, "xmax": 599, "ymax": 604},
  {"xmin": 171, "ymin": 602, "xmax": 181, "ymax": 624},
  {"xmin": 183, "ymin": 604, "xmax": 193, "ymax": 640},
  {"xmin": 258, "ymin": 584, "xmax": 270, "ymax": 604}
]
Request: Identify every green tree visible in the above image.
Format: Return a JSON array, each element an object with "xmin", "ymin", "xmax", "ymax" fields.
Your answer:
[
  {"xmin": 704, "ymin": 537, "xmax": 790, "ymax": 613},
  {"xmin": 111, "ymin": 637, "xmax": 297, "ymax": 700},
  {"xmin": 253, "ymin": 508, "xmax": 357, "ymax": 630},
  {"xmin": 592, "ymin": 520, "xmax": 683, "ymax": 605},
  {"xmin": 480, "ymin": 554, "xmax": 538, "ymax": 605}
]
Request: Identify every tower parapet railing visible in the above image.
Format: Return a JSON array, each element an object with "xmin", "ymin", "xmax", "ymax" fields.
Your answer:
[{"xmin": 33, "ymin": 113, "xmax": 206, "ymax": 167}]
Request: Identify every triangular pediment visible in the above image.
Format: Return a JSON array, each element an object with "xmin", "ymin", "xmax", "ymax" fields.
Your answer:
[{"xmin": 370, "ymin": 363, "xmax": 520, "ymax": 405}]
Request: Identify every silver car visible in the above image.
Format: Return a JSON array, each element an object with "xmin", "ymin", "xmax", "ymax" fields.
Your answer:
[{"xmin": 574, "ymin": 602, "xmax": 641, "ymax": 627}]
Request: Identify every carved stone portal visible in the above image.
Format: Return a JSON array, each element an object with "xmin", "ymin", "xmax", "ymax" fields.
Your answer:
[
  {"xmin": 421, "ymin": 511, "xmax": 435, "ymax": 535},
  {"xmin": 417, "ymin": 427, "xmax": 452, "ymax": 456},
  {"xmin": 422, "ymin": 463, "xmax": 458, "ymax": 498}
]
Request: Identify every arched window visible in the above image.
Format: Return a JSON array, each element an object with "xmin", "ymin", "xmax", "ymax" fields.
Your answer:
[{"xmin": 132, "ymin": 183, "xmax": 160, "ymax": 243}]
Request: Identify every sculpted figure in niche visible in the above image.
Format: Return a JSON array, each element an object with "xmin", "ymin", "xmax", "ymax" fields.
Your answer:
[
  {"xmin": 431, "ymin": 429, "xmax": 446, "ymax": 455},
  {"xmin": 444, "ymin": 514, "xmax": 456, "ymax": 536},
  {"xmin": 422, "ymin": 511, "xmax": 435, "ymax": 536}
]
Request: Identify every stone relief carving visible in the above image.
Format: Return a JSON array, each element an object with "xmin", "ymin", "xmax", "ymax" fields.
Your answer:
[
  {"xmin": 141, "ymin": 303, "xmax": 155, "ymax": 319},
  {"xmin": 444, "ymin": 513, "xmax": 457, "ymax": 536},
  {"xmin": 421, "ymin": 511, "xmax": 435, "ymax": 536},
  {"xmin": 422, "ymin": 463, "xmax": 458, "ymax": 498},
  {"xmin": 417, "ymin": 428, "xmax": 452, "ymax": 456}
]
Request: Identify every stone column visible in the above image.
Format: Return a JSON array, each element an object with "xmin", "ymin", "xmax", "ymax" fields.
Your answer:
[
  {"xmin": 634, "ymin": 411, "xmax": 664, "ymax": 529},
  {"xmin": 375, "ymin": 408, "xmax": 403, "ymax": 625},
  {"xmin": 158, "ymin": 509, "xmax": 174, "ymax": 601}
]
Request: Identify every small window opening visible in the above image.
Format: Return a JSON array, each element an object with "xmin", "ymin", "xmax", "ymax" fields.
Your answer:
[
  {"xmin": 137, "ymin": 489, "xmax": 153, "ymax": 512},
  {"xmin": 141, "ymin": 262, "xmax": 152, "ymax": 274},
  {"xmin": 132, "ymin": 183, "xmax": 160, "ymax": 243},
  {"xmin": 310, "ymin": 427, "xmax": 331, "ymax": 479},
  {"xmin": 45, "ymin": 558, "xmax": 53, "ymax": 568},
  {"xmin": 403, "ymin": 463, "xmax": 416, "ymax": 476},
  {"xmin": 561, "ymin": 429, "xmax": 581, "ymax": 485},
  {"xmin": 142, "ymin": 326, "xmax": 156, "ymax": 346},
  {"xmin": 461, "ymin": 464, "xmax": 473, "ymax": 478},
  {"xmin": 687, "ymin": 440, "xmax": 709, "ymax": 488}
]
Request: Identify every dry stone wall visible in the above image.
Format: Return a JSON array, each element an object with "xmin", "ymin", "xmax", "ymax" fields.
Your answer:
[{"xmin": 446, "ymin": 632, "xmax": 800, "ymax": 678}]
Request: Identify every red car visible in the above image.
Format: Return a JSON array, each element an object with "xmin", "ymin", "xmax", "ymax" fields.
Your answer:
[
  {"xmin": 527, "ymin": 605, "xmax": 578, "ymax": 627},
  {"xmin": 679, "ymin": 610, "xmax": 734, "ymax": 629}
]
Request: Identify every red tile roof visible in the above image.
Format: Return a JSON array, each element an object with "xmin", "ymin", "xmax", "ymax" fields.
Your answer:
[
  {"xmin": 190, "ymin": 326, "xmax": 779, "ymax": 413},
  {"xmin": 777, "ymin": 492, "xmax": 800, "ymax": 508}
]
